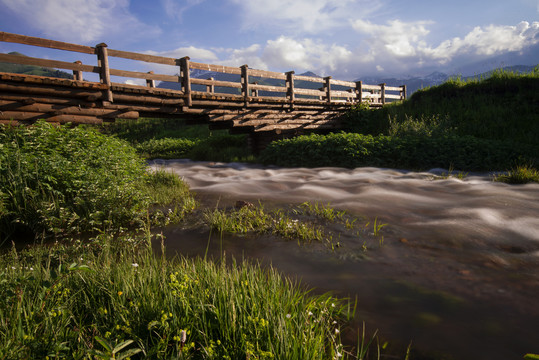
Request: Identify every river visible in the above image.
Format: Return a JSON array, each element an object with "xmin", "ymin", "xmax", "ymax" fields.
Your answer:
[{"xmin": 150, "ymin": 159, "xmax": 539, "ymax": 360}]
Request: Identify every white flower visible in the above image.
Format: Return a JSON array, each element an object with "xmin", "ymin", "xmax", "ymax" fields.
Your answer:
[
  {"xmin": 332, "ymin": 320, "xmax": 337, "ymax": 324},
  {"xmin": 331, "ymin": 303, "xmax": 335, "ymax": 308},
  {"xmin": 308, "ymin": 311, "xmax": 313, "ymax": 316},
  {"xmin": 11, "ymin": 266, "xmax": 16, "ymax": 270},
  {"xmin": 335, "ymin": 329, "xmax": 340, "ymax": 334},
  {"xmin": 132, "ymin": 263, "xmax": 139, "ymax": 267},
  {"xmin": 286, "ymin": 314, "xmax": 291, "ymax": 319}
]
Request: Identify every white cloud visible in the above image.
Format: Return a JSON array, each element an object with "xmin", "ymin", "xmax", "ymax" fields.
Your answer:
[
  {"xmin": 229, "ymin": 0, "xmax": 382, "ymax": 33},
  {"xmin": 351, "ymin": 18, "xmax": 433, "ymax": 57},
  {"xmin": 161, "ymin": 0, "xmax": 205, "ymax": 20},
  {"xmin": 262, "ymin": 36, "xmax": 353, "ymax": 74},
  {"xmin": 423, "ymin": 21, "xmax": 539, "ymax": 63},
  {"xmin": 0, "ymin": 0, "xmax": 160, "ymax": 43}
]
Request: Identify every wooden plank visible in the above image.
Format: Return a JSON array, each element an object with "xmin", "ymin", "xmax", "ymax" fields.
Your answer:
[
  {"xmin": 249, "ymin": 83, "xmax": 287, "ymax": 93},
  {"xmin": 190, "ymin": 78, "xmax": 242, "ymax": 88},
  {"xmin": 331, "ymin": 90, "xmax": 356, "ymax": 98},
  {"xmin": 247, "ymin": 68, "xmax": 287, "ymax": 80},
  {"xmin": 385, "ymin": 94, "xmax": 403, "ymax": 100},
  {"xmin": 0, "ymin": 82, "xmax": 105, "ymax": 99},
  {"xmin": 385, "ymin": 85, "xmax": 403, "ymax": 91},
  {"xmin": 294, "ymin": 88, "xmax": 326, "ymax": 97},
  {"xmin": 189, "ymin": 61, "xmax": 242, "ymax": 75},
  {"xmin": 0, "ymin": 100, "xmax": 139, "ymax": 118},
  {"xmin": 0, "ymin": 53, "xmax": 98, "ymax": 73},
  {"xmin": 106, "ymin": 49, "xmax": 177, "ymax": 66},
  {"xmin": 108, "ymin": 68, "xmax": 178, "ymax": 82},
  {"xmin": 293, "ymin": 74, "xmax": 324, "ymax": 83},
  {"xmin": 0, "ymin": 111, "xmax": 104, "ymax": 124},
  {"xmin": 0, "ymin": 31, "xmax": 95, "ymax": 54},
  {"xmin": 361, "ymin": 84, "xmax": 382, "ymax": 91},
  {"xmin": 329, "ymin": 79, "xmax": 356, "ymax": 87}
]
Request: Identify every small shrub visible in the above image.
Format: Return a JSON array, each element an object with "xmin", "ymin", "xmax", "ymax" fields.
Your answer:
[
  {"xmin": 0, "ymin": 122, "xmax": 148, "ymax": 239},
  {"xmin": 494, "ymin": 165, "xmax": 539, "ymax": 184}
]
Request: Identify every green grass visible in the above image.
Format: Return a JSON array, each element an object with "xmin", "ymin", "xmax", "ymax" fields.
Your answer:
[
  {"xmin": 494, "ymin": 164, "xmax": 539, "ymax": 184},
  {"xmin": 0, "ymin": 122, "xmax": 195, "ymax": 241},
  {"xmin": 0, "ymin": 235, "xmax": 357, "ymax": 359},
  {"xmin": 344, "ymin": 68, "xmax": 539, "ymax": 146},
  {"xmin": 104, "ymin": 118, "xmax": 253, "ymax": 162},
  {"xmin": 258, "ymin": 132, "xmax": 536, "ymax": 171}
]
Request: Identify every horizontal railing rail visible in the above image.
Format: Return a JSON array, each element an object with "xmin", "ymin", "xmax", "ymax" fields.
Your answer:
[{"xmin": 0, "ymin": 31, "xmax": 406, "ymax": 107}]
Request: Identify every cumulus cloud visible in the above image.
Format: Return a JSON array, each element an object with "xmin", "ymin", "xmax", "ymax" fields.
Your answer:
[
  {"xmin": 0, "ymin": 0, "xmax": 160, "ymax": 43},
  {"xmin": 229, "ymin": 0, "xmax": 382, "ymax": 33},
  {"xmin": 350, "ymin": 18, "xmax": 539, "ymax": 74},
  {"xmin": 424, "ymin": 21, "xmax": 539, "ymax": 63}
]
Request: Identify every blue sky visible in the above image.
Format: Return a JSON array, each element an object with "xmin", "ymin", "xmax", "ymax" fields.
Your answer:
[{"xmin": 1, "ymin": 0, "xmax": 538, "ymax": 82}]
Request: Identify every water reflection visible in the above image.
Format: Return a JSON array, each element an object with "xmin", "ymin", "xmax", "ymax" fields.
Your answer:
[{"xmin": 151, "ymin": 159, "xmax": 539, "ymax": 359}]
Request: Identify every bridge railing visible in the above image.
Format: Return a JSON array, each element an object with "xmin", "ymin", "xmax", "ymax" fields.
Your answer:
[{"xmin": 0, "ymin": 31, "xmax": 406, "ymax": 107}]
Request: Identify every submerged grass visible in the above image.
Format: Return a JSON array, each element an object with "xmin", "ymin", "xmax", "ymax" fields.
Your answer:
[{"xmin": 0, "ymin": 234, "xmax": 356, "ymax": 359}]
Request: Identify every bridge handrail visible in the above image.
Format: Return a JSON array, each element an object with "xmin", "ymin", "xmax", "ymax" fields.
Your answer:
[{"xmin": 0, "ymin": 31, "xmax": 406, "ymax": 106}]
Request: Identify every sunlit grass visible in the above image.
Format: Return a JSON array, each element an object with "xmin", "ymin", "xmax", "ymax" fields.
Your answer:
[
  {"xmin": 0, "ymin": 235, "xmax": 355, "ymax": 359},
  {"xmin": 494, "ymin": 164, "xmax": 539, "ymax": 184}
]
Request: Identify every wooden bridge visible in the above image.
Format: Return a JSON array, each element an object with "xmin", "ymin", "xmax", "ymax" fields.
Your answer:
[{"xmin": 0, "ymin": 31, "xmax": 406, "ymax": 150}]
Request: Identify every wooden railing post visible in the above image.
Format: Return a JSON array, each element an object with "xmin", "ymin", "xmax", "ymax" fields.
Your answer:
[
  {"xmin": 72, "ymin": 61, "xmax": 83, "ymax": 81},
  {"xmin": 379, "ymin": 83, "xmax": 386, "ymax": 105},
  {"xmin": 324, "ymin": 76, "xmax": 332, "ymax": 103},
  {"xmin": 241, "ymin": 64, "xmax": 249, "ymax": 107},
  {"xmin": 401, "ymin": 85, "xmax": 407, "ymax": 100},
  {"xmin": 146, "ymin": 71, "xmax": 155, "ymax": 88},
  {"xmin": 179, "ymin": 56, "xmax": 192, "ymax": 107},
  {"xmin": 286, "ymin": 71, "xmax": 295, "ymax": 110},
  {"xmin": 251, "ymin": 81, "xmax": 259, "ymax": 97},
  {"xmin": 355, "ymin": 81, "xmax": 363, "ymax": 103},
  {"xmin": 95, "ymin": 43, "xmax": 113, "ymax": 102},
  {"xmin": 207, "ymin": 77, "xmax": 214, "ymax": 93}
]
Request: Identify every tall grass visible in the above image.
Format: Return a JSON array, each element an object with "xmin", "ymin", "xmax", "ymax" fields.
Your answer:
[
  {"xmin": 0, "ymin": 235, "xmax": 356, "ymax": 359},
  {"xmin": 0, "ymin": 122, "xmax": 195, "ymax": 241}
]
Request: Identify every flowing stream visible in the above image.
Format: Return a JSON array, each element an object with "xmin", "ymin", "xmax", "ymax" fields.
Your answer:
[{"xmin": 150, "ymin": 159, "xmax": 539, "ymax": 360}]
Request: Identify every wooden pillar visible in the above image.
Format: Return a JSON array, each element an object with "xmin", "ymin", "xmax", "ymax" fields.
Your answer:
[
  {"xmin": 401, "ymin": 85, "xmax": 407, "ymax": 100},
  {"xmin": 286, "ymin": 71, "xmax": 295, "ymax": 110},
  {"xmin": 251, "ymin": 81, "xmax": 259, "ymax": 97},
  {"xmin": 324, "ymin": 76, "xmax": 332, "ymax": 103},
  {"xmin": 379, "ymin": 83, "xmax": 386, "ymax": 105},
  {"xmin": 241, "ymin": 64, "xmax": 249, "ymax": 107},
  {"xmin": 180, "ymin": 56, "xmax": 192, "ymax": 107},
  {"xmin": 355, "ymin": 80, "xmax": 363, "ymax": 103},
  {"xmin": 73, "ymin": 61, "xmax": 83, "ymax": 81},
  {"xmin": 207, "ymin": 77, "xmax": 215, "ymax": 93},
  {"xmin": 146, "ymin": 71, "xmax": 155, "ymax": 88},
  {"xmin": 95, "ymin": 43, "xmax": 113, "ymax": 102}
]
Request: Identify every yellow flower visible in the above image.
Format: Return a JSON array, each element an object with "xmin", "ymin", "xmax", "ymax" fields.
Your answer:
[{"xmin": 118, "ymin": 291, "xmax": 123, "ymax": 296}]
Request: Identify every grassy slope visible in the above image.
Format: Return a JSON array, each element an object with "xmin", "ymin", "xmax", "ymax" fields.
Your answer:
[{"xmin": 260, "ymin": 69, "xmax": 538, "ymax": 174}]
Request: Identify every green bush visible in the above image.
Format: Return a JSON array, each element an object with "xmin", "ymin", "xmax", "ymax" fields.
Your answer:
[
  {"xmin": 258, "ymin": 132, "xmax": 537, "ymax": 171},
  {"xmin": 0, "ymin": 122, "xmax": 150, "ymax": 239}
]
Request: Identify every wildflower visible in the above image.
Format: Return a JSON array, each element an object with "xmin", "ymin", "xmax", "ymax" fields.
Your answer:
[
  {"xmin": 308, "ymin": 311, "xmax": 313, "ymax": 316},
  {"xmin": 132, "ymin": 263, "xmax": 139, "ymax": 268},
  {"xmin": 118, "ymin": 291, "xmax": 123, "ymax": 296},
  {"xmin": 331, "ymin": 303, "xmax": 335, "ymax": 308},
  {"xmin": 286, "ymin": 314, "xmax": 291, "ymax": 319},
  {"xmin": 335, "ymin": 329, "xmax": 340, "ymax": 334}
]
